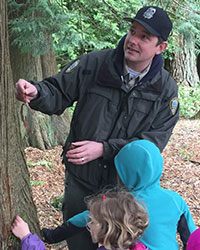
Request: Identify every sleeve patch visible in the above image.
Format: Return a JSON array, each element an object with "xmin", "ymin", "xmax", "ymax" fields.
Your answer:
[
  {"xmin": 170, "ymin": 97, "xmax": 179, "ymax": 115},
  {"xmin": 65, "ymin": 60, "xmax": 80, "ymax": 74}
]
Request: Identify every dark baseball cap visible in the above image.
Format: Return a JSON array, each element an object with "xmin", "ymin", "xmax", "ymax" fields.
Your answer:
[{"xmin": 124, "ymin": 6, "xmax": 173, "ymax": 41}]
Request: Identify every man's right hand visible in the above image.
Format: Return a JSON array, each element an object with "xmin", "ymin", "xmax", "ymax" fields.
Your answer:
[{"xmin": 15, "ymin": 79, "xmax": 38, "ymax": 103}]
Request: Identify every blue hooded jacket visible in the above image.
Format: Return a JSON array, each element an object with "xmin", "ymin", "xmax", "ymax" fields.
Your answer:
[
  {"xmin": 42, "ymin": 140, "xmax": 195, "ymax": 250},
  {"xmin": 114, "ymin": 140, "xmax": 196, "ymax": 250}
]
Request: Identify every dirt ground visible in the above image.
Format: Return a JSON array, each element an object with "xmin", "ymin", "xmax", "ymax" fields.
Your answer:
[{"xmin": 26, "ymin": 119, "xmax": 200, "ymax": 250}]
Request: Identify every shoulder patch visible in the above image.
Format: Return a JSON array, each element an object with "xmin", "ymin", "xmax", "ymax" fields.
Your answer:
[
  {"xmin": 170, "ymin": 97, "xmax": 179, "ymax": 115},
  {"xmin": 65, "ymin": 60, "xmax": 80, "ymax": 73}
]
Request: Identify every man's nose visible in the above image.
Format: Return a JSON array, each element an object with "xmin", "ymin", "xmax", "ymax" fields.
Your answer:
[{"xmin": 129, "ymin": 34, "xmax": 138, "ymax": 44}]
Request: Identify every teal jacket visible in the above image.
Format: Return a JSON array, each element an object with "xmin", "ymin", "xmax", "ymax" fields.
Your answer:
[
  {"xmin": 42, "ymin": 140, "xmax": 196, "ymax": 250},
  {"xmin": 114, "ymin": 140, "xmax": 196, "ymax": 250}
]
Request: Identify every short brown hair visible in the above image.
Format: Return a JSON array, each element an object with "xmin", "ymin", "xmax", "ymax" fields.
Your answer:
[
  {"xmin": 157, "ymin": 36, "xmax": 164, "ymax": 45},
  {"xmin": 87, "ymin": 189, "xmax": 149, "ymax": 249}
]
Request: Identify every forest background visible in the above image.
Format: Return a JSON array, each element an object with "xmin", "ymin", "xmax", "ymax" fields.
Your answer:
[{"xmin": 0, "ymin": 0, "xmax": 200, "ymax": 249}]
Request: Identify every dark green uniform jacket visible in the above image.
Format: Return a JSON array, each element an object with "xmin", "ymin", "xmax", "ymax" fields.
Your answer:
[{"xmin": 30, "ymin": 36, "xmax": 179, "ymax": 190}]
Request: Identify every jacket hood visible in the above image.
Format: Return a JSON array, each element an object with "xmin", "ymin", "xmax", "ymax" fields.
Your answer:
[{"xmin": 114, "ymin": 140, "xmax": 163, "ymax": 192}]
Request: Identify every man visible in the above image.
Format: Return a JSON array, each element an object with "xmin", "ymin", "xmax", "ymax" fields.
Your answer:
[{"xmin": 15, "ymin": 6, "xmax": 179, "ymax": 250}]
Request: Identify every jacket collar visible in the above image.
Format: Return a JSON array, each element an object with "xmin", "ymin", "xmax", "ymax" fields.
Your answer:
[{"xmin": 97, "ymin": 35, "xmax": 163, "ymax": 89}]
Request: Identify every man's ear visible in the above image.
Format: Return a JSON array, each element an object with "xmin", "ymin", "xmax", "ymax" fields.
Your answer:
[{"xmin": 156, "ymin": 41, "xmax": 168, "ymax": 54}]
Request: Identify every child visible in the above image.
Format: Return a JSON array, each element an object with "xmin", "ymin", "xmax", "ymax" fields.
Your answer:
[
  {"xmin": 187, "ymin": 228, "xmax": 200, "ymax": 250},
  {"xmin": 86, "ymin": 190, "xmax": 149, "ymax": 250},
  {"xmin": 12, "ymin": 190, "xmax": 149, "ymax": 250},
  {"xmin": 11, "ymin": 216, "xmax": 46, "ymax": 250},
  {"xmin": 42, "ymin": 140, "xmax": 196, "ymax": 250}
]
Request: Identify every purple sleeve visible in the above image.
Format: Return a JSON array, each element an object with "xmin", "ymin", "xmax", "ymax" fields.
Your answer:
[
  {"xmin": 132, "ymin": 241, "xmax": 149, "ymax": 250},
  {"xmin": 21, "ymin": 233, "xmax": 46, "ymax": 250}
]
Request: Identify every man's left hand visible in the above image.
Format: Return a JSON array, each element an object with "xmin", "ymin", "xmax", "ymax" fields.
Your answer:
[{"xmin": 66, "ymin": 141, "xmax": 104, "ymax": 165}]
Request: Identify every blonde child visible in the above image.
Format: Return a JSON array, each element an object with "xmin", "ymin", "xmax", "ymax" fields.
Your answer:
[
  {"xmin": 87, "ymin": 190, "xmax": 149, "ymax": 250},
  {"xmin": 12, "ymin": 190, "xmax": 149, "ymax": 250}
]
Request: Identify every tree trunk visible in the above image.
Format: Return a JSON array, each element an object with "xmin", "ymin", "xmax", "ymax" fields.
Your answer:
[
  {"xmin": 0, "ymin": 1, "xmax": 41, "ymax": 249},
  {"xmin": 197, "ymin": 54, "xmax": 200, "ymax": 79},
  {"xmin": 165, "ymin": 35, "xmax": 199, "ymax": 86},
  {"xmin": 40, "ymin": 37, "xmax": 58, "ymax": 78},
  {"xmin": 9, "ymin": 37, "xmax": 71, "ymax": 150}
]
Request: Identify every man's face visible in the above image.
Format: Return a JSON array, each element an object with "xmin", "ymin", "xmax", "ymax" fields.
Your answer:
[{"xmin": 124, "ymin": 21, "xmax": 167, "ymax": 72}]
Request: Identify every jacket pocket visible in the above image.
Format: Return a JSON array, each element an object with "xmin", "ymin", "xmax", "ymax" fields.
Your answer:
[
  {"xmin": 72, "ymin": 85, "xmax": 118, "ymax": 140},
  {"xmin": 126, "ymin": 91, "xmax": 160, "ymax": 136}
]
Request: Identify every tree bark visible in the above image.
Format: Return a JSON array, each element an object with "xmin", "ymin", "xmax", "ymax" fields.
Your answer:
[
  {"xmin": 197, "ymin": 54, "xmax": 200, "ymax": 79},
  {"xmin": 40, "ymin": 37, "xmax": 58, "ymax": 78},
  {"xmin": 9, "ymin": 34, "xmax": 71, "ymax": 150},
  {"xmin": 0, "ymin": 1, "xmax": 41, "ymax": 249},
  {"xmin": 165, "ymin": 35, "xmax": 199, "ymax": 86}
]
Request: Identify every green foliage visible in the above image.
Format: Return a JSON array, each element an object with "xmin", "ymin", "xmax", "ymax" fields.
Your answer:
[
  {"xmin": 27, "ymin": 159, "xmax": 52, "ymax": 171},
  {"xmin": 51, "ymin": 194, "xmax": 63, "ymax": 211},
  {"xmin": 8, "ymin": 0, "xmax": 143, "ymax": 61},
  {"xmin": 178, "ymin": 84, "xmax": 200, "ymax": 118},
  {"xmin": 30, "ymin": 180, "xmax": 44, "ymax": 186},
  {"xmin": 176, "ymin": 1, "xmax": 200, "ymax": 54},
  {"xmin": 8, "ymin": 0, "xmax": 200, "ymax": 93},
  {"xmin": 179, "ymin": 144, "xmax": 194, "ymax": 162},
  {"xmin": 53, "ymin": 0, "xmax": 143, "ymax": 65},
  {"xmin": 68, "ymin": 101, "xmax": 77, "ymax": 115},
  {"xmin": 142, "ymin": 0, "xmax": 200, "ymax": 57},
  {"xmin": 162, "ymin": 35, "xmax": 181, "ymax": 61},
  {"xmin": 8, "ymin": 0, "xmax": 74, "ymax": 55}
]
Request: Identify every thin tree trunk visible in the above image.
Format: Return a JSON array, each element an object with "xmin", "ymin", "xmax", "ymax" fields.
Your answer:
[
  {"xmin": 0, "ymin": 1, "xmax": 41, "ymax": 249},
  {"xmin": 10, "ymin": 44, "xmax": 71, "ymax": 150},
  {"xmin": 41, "ymin": 37, "xmax": 58, "ymax": 78},
  {"xmin": 197, "ymin": 54, "xmax": 200, "ymax": 79},
  {"xmin": 165, "ymin": 35, "xmax": 199, "ymax": 86},
  {"xmin": 8, "ymin": 0, "xmax": 71, "ymax": 150}
]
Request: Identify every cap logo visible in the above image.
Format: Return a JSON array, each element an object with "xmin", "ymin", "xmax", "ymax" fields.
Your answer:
[{"xmin": 143, "ymin": 7, "xmax": 156, "ymax": 19}]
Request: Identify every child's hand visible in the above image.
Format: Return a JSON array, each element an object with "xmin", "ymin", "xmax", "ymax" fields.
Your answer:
[{"xmin": 11, "ymin": 216, "xmax": 31, "ymax": 240}]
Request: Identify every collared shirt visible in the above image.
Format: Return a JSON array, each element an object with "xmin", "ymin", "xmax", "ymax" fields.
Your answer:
[{"xmin": 123, "ymin": 60, "xmax": 152, "ymax": 90}]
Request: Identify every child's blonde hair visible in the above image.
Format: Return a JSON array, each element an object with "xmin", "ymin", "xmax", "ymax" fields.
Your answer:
[{"xmin": 87, "ymin": 189, "xmax": 149, "ymax": 250}]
